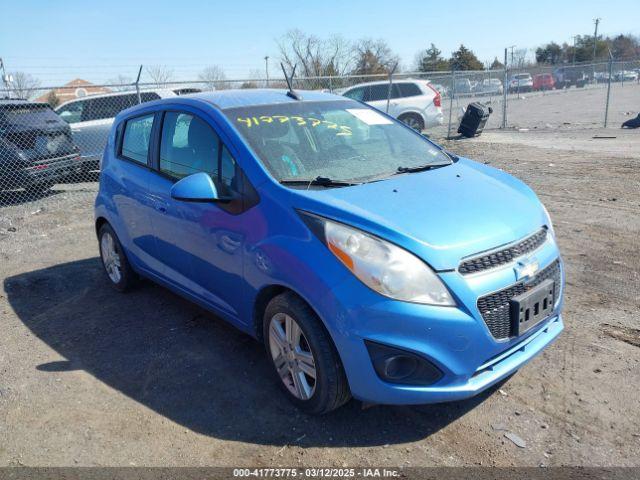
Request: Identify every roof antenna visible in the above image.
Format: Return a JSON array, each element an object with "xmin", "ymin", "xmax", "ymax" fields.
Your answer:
[{"xmin": 280, "ymin": 62, "xmax": 302, "ymax": 100}]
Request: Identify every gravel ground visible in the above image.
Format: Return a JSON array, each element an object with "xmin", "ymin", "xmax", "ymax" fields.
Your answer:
[{"xmin": 0, "ymin": 129, "xmax": 639, "ymax": 467}]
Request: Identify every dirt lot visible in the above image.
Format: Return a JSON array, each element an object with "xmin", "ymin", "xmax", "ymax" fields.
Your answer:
[
  {"xmin": 437, "ymin": 81, "xmax": 640, "ymax": 134},
  {"xmin": 1, "ymin": 128, "xmax": 639, "ymax": 468}
]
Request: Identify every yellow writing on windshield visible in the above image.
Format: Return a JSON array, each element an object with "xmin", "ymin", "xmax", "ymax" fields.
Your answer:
[{"xmin": 236, "ymin": 115, "xmax": 352, "ymax": 136}]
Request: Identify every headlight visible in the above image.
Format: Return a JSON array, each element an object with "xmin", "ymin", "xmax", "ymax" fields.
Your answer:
[{"xmin": 301, "ymin": 213, "xmax": 455, "ymax": 306}]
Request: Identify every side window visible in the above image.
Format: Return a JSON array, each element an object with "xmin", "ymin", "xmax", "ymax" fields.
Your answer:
[
  {"xmin": 397, "ymin": 83, "xmax": 422, "ymax": 97},
  {"xmin": 120, "ymin": 114, "xmax": 154, "ymax": 165},
  {"xmin": 57, "ymin": 101, "xmax": 84, "ymax": 124},
  {"xmin": 367, "ymin": 84, "xmax": 391, "ymax": 102},
  {"xmin": 83, "ymin": 95, "xmax": 135, "ymax": 122},
  {"xmin": 160, "ymin": 112, "xmax": 237, "ymax": 193},
  {"xmin": 343, "ymin": 87, "xmax": 364, "ymax": 101},
  {"xmin": 140, "ymin": 92, "xmax": 161, "ymax": 102}
]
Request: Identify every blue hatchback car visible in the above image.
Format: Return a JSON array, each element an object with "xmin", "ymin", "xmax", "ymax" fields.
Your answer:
[{"xmin": 95, "ymin": 89, "xmax": 564, "ymax": 414}]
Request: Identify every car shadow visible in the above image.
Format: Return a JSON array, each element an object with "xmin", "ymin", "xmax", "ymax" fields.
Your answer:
[{"xmin": 4, "ymin": 258, "xmax": 504, "ymax": 447}]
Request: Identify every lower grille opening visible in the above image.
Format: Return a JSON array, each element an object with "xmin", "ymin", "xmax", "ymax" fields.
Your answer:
[{"xmin": 477, "ymin": 260, "xmax": 561, "ymax": 340}]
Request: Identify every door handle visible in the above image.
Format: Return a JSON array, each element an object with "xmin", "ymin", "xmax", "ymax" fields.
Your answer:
[{"xmin": 155, "ymin": 204, "xmax": 167, "ymax": 213}]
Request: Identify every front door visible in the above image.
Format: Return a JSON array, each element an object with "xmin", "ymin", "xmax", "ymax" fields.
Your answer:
[{"xmin": 147, "ymin": 110, "xmax": 248, "ymax": 321}]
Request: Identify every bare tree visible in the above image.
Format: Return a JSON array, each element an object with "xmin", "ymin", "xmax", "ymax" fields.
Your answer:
[
  {"xmin": 352, "ymin": 39, "xmax": 400, "ymax": 75},
  {"xmin": 7, "ymin": 71, "xmax": 41, "ymax": 100},
  {"xmin": 278, "ymin": 29, "xmax": 355, "ymax": 79},
  {"xmin": 511, "ymin": 48, "xmax": 531, "ymax": 69},
  {"xmin": 107, "ymin": 74, "xmax": 135, "ymax": 91},
  {"xmin": 145, "ymin": 65, "xmax": 174, "ymax": 87},
  {"xmin": 198, "ymin": 65, "xmax": 227, "ymax": 90}
]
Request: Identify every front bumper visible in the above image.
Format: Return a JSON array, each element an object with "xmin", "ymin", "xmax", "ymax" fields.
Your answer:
[{"xmin": 318, "ymin": 249, "xmax": 564, "ymax": 405}]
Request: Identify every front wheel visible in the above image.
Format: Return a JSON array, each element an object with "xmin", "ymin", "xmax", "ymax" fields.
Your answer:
[{"xmin": 264, "ymin": 292, "xmax": 351, "ymax": 414}]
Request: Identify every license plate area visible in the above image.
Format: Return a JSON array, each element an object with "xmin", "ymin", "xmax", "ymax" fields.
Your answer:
[{"xmin": 510, "ymin": 279, "xmax": 555, "ymax": 335}]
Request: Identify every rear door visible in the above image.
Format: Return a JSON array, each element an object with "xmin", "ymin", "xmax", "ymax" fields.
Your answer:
[{"xmin": 110, "ymin": 112, "xmax": 162, "ymax": 271}]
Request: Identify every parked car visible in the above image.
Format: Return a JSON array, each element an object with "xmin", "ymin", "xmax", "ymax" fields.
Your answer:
[
  {"xmin": 594, "ymin": 72, "xmax": 611, "ymax": 84},
  {"xmin": 508, "ymin": 73, "xmax": 533, "ymax": 93},
  {"xmin": 453, "ymin": 78, "xmax": 473, "ymax": 95},
  {"xmin": 552, "ymin": 67, "xmax": 588, "ymax": 89},
  {"xmin": 476, "ymin": 78, "xmax": 503, "ymax": 95},
  {"xmin": 95, "ymin": 89, "xmax": 564, "ymax": 413},
  {"xmin": 0, "ymin": 99, "xmax": 80, "ymax": 192},
  {"xmin": 55, "ymin": 89, "xmax": 181, "ymax": 173},
  {"xmin": 614, "ymin": 70, "xmax": 639, "ymax": 82},
  {"xmin": 533, "ymin": 73, "xmax": 555, "ymax": 91},
  {"xmin": 341, "ymin": 80, "xmax": 442, "ymax": 131}
]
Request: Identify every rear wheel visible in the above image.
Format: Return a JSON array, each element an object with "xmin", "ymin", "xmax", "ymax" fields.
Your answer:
[
  {"xmin": 398, "ymin": 113, "xmax": 424, "ymax": 131},
  {"xmin": 264, "ymin": 292, "xmax": 351, "ymax": 414},
  {"xmin": 98, "ymin": 223, "xmax": 137, "ymax": 292}
]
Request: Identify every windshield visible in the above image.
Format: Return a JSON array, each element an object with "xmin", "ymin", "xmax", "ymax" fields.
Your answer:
[{"xmin": 224, "ymin": 100, "xmax": 450, "ymax": 185}]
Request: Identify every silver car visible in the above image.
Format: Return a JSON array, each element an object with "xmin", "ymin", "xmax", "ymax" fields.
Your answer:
[{"xmin": 55, "ymin": 89, "xmax": 178, "ymax": 172}]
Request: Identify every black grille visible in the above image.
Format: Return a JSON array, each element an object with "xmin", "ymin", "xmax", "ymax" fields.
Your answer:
[
  {"xmin": 459, "ymin": 229, "xmax": 548, "ymax": 275},
  {"xmin": 477, "ymin": 260, "xmax": 561, "ymax": 340}
]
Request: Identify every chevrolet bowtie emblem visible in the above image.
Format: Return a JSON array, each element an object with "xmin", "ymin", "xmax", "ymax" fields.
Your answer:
[{"xmin": 516, "ymin": 259, "xmax": 539, "ymax": 280}]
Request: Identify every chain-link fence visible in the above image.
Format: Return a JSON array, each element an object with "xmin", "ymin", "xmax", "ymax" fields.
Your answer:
[{"xmin": 1, "ymin": 60, "xmax": 638, "ymax": 239}]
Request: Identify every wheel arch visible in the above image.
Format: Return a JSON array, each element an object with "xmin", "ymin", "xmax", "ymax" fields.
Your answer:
[{"xmin": 95, "ymin": 216, "xmax": 109, "ymax": 237}]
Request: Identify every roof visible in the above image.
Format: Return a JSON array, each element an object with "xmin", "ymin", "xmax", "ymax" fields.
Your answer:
[
  {"xmin": 188, "ymin": 89, "xmax": 346, "ymax": 109},
  {"xmin": 339, "ymin": 78, "xmax": 431, "ymax": 90},
  {"xmin": 0, "ymin": 98, "xmax": 46, "ymax": 106}
]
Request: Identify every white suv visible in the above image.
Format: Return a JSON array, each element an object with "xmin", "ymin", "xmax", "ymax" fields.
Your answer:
[
  {"xmin": 340, "ymin": 79, "xmax": 443, "ymax": 130},
  {"xmin": 55, "ymin": 89, "xmax": 179, "ymax": 172}
]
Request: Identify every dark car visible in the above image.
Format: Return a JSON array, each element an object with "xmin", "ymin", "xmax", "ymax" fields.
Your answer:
[
  {"xmin": 552, "ymin": 67, "xmax": 589, "ymax": 89},
  {"xmin": 0, "ymin": 99, "xmax": 80, "ymax": 192}
]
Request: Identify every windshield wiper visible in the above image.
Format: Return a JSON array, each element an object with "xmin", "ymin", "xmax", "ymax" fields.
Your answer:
[
  {"xmin": 279, "ymin": 176, "xmax": 360, "ymax": 188},
  {"xmin": 395, "ymin": 163, "xmax": 450, "ymax": 174}
]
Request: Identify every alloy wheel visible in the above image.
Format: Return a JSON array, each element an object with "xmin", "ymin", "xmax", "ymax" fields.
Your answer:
[
  {"xmin": 100, "ymin": 232, "xmax": 122, "ymax": 284},
  {"xmin": 268, "ymin": 312, "xmax": 317, "ymax": 400}
]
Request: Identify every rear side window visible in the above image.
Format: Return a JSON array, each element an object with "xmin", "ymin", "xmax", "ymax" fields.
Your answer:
[
  {"xmin": 120, "ymin": 114, "xmax": 154, "ymax": 164},
  {"xmin": 397, "ymin": 83, "xmax": 422, "ymax": 97}
]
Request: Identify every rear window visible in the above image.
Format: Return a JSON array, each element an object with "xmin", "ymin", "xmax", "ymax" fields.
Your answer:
[
  {"xmin": 0, "ymin": 104, "xmax": 62, "ymax": 126},
  {"xmin": 120, "ymin": 114, "xmax": 154, "ymax": 165},
  {"xmin": 515, "ymin": 74, "xmax": 531, "ymax": 79}
]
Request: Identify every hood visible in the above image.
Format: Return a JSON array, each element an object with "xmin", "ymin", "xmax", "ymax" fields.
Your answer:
[{"xmin": 291, "ymin": 158, "xmax": 548, "ymax": 271}]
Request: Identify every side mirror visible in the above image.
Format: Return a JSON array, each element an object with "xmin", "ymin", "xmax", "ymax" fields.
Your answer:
[{"xmin": 171, "ymin": 172, "xmax": 222, "ymax": 202}]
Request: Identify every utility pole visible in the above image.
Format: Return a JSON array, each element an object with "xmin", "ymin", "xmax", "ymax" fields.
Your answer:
[
  {"xmin": 592, "ymin": 18, "xmax": 601, "ymax": 81},
  {"xmin": 264, "ymin": 56, "xmax": 269, "ymax": 87},
  {"xmin": 508, "ymin": 45, "xmax": 516, "ymax": 69},
  {"xmin": 592, "ymin": 18, "xmax": 600, "ymax": 62},
  {"xmin": 0, "ymin": 57, "xmax": 10, "ymax": 98},
  {"xmin": 572, "ymin": 36, "xmax": 578, "ymax": 65}
]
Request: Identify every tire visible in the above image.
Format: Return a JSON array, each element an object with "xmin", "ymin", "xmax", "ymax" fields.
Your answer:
[
  {"xmin": 398, "ymin": 113, "xmax": 424, "ymax": 131},
  {"xmin": 263, "ymin": 292, "xmax": 351, "ymax": 414},
  {"xmin": 98, "ymin": 223, "xmax": 137, "ymax": 292}
]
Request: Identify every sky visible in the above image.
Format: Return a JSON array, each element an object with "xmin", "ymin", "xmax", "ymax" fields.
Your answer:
[{"xmin": 1, "ymin": 0, "xmax": 639, "ymax": 86}]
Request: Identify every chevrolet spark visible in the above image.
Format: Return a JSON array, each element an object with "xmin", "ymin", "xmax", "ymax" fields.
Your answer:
[{"xmin": 95, "ymin": 89, "xmax": 564, "ymax": 414}]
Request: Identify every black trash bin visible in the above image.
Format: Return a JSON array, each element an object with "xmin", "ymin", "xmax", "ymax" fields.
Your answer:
[{"xmin": 458, "ymin": 103, "xmax": 493, "ymax": 138}]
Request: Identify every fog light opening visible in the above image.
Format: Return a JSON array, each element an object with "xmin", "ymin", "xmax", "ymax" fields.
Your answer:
[{"xmin": 383, "ymin": 355, "xmax": 418, "ymax": 380}]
